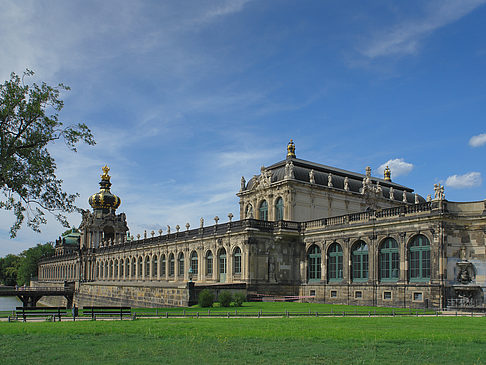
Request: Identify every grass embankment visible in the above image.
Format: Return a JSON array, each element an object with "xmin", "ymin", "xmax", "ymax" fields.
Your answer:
[{"xmin": 1, "ymin": 316, "xmax": 485, "ymax": 364}]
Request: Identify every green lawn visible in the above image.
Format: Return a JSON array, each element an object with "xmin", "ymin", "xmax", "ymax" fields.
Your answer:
[{"xmin": 1, "ymin": 316, "xmax": 485, "ymax": 364}]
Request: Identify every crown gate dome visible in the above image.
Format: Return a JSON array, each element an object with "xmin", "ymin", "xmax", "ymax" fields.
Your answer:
[{"xmin": 88, "ymin": 165, "xmax": 121, "ymax": 212}]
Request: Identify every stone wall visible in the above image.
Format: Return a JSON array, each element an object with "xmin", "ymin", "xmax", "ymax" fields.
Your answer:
[{"xmin": 74, "ymin": 282, "xmax": 191, "ymax": 308}]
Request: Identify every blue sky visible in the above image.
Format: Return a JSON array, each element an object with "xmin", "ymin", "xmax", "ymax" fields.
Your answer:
[{"xmin": 1, "ymin": 0, "xmax": 485, "ymax": 256}]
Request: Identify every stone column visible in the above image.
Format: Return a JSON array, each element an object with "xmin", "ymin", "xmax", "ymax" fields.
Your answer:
[
  {"xmin": 227, "ymin": 245, "xmax": 233, "ymax": 283},
  {"xmin": 399, "ymin": 233, "xmax": 407, "ymax": 284}
]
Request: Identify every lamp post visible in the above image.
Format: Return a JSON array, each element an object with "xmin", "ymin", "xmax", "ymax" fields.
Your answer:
[{"xmin": 188, "ymin": 267, "xmax": 193, "ymax": 283}]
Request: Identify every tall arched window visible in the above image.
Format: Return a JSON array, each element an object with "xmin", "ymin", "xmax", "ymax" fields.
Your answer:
[
  {"xmin": 131, "ymin": 258, "xmax": 136, "ymax": 280},
  {"xmin": 161, "ymin": 254, "xmax": 166, "ymax": 277},
  {"xmin": 190, "ymin": 251, "xmax": 198, "ymax": 276},
  {"xmin": 138, "ymin": 257, "xmax": 143, "ymax": 279},
  {"xmin": 233, "ymin": 247, "xmax": 242, "ymax": 275},
  {"xmin": 119, "ymin": 259, "xmax": 124, "ymax": 279},
  {"xmin": 145, "ymin": 256, "xmax": 150, "ymax": 278},
  {"xmin": 259, "ymin": 200, "xmax": 268, "ymax": 221},
  {"xmin": 178, "ymin": 252, "xmax": 185, "ymax": 277},
  {"xmin": 327, "ymin": 243, "xmax": 343, "ymax": 282},
  {"xmin": 206, "ymin": 250, "xmax": 213, "ymax": 276},
  {"xmin": 307, "ymin": 245, "xmax": 321, "ymax": 282},
  {"xmin": 169, "ymin": 253, "xmax": 175, "ymax": 277},
  {"xmin": 114, "ymin": 260, "xmax": 119, "ymax": 279},
  {"xmin": 152, "ymin": 255, "xmax": 158, "ymax": 278},
  {"xmin": 275, "ymin": 197, "xmax": 284, "ymax": 221},
  {"xmin": 379, "ymin": 238, "xmax": 399, "ymax": 282},
  {"xmin": 352, "ymin": 241, "xmax": 368, "ymax": 282},
  {"xmin": 105, "ymin": 261, "xmax": 109, "ymax": 279},
  {"xmin": 409, "ymin": 235, "xmax": 430, "ymax": 282}
]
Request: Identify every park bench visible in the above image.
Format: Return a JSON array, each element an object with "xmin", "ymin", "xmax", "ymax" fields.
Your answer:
[
  {"xmin": 82, "ymin": 306, "xmax": 131, "ymax": 320},
  {"xmin": 15, "ymin": 306, "xmax": 67, "ymax": 322}
]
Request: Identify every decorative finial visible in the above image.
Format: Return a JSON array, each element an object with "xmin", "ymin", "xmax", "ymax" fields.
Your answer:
[
  {"xmin": 287, "ymin": 139, "xmax": 296, "ymax": 158},
  {"xmin": 101, "ymin": 165, "xmax": 111, "ymax": 181},
  {"xmin": 185, "ymin": 222, "xmax": 190, "ymax": 231},
  {"xmin": 384, "ymin": 166, "xmax": 391, "ymax": 181},
  {"xmin": 176, "ymin": 225, "xmax": 180, "ymax": 233},
  {"xmin": 228, "ymin": 213, "xmax": 233, "ymax": 222},
  {"xmin": 158, "ymin": 229, "xmax": 163, "ymax": 236},
  {"xmin": 214, "ymin": 216, "xmax": 219, "ymax": 224}
]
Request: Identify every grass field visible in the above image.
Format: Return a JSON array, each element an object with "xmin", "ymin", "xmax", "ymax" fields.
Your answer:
[{"xmin": 1, "ymin": 313, "xmax": 485, "ymax": 364}]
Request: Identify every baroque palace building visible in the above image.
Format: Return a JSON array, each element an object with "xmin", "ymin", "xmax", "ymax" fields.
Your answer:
[{"xmin": 36, "ymin": 141, "xmax": 486, "ymax": 309}]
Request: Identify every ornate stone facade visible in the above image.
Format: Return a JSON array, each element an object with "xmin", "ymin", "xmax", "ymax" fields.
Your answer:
[{"xmin": 37, "ymin": 142, "xmax": 486, "ymax": 309}]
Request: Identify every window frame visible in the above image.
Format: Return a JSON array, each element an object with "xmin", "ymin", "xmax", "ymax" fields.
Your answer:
[
  {"xmin": 379, "ymin": 238, "xmax": 400, "ymax": 282},
  {"xmin": 409, "ymin": 235, "xmax": 431, "ymax": 282},
  {"xmin": 327, "ymin": 243, "xmax": 343, "ymax": 282},
  {"xmin": 307, "ymin": 244, "xmax": 322, "ymax": 282},
  {"xmin": 352, "ymin": 241, "xmax": 369, "ymax": 283}
]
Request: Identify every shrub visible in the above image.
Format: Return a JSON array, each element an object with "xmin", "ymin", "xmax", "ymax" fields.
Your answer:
[
  {"xmin": 198, "ymin": 289, "xmax": 214, "ymax": 308},
  {"xmin": 233, "ymin": 292, "xmax": 246, "ymax": 307},
  {"xmin": 218, "ymin": 291, "xmax": 232, "ymax": 307}
]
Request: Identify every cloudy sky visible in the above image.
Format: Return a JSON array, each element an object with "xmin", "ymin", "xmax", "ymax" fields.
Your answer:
[{"xmin": 1, "ymin": 0, "xmax": 485, "ymax": 256}]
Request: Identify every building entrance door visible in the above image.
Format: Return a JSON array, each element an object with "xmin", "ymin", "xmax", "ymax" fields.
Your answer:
[{"xmin": 219, "ymin": 251, "xmax": 227, "ymax": 282}]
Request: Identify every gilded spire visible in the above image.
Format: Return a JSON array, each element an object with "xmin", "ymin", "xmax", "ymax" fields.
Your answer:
[
  {"xmin": 287, "ymin": 139, "xmax": 296, "ymax": 158},
  {"xmin": 101, "ymin": 165, "xmax": 111, "ymax": 181},
  {"xmin": 384, "ymin": 165, "xmax": 391, "ymax": 182}
]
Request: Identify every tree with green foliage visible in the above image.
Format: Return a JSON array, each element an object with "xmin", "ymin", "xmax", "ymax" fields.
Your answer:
[
  {"xmin": 0, "ymin": 254, "xmax": 21, "ymax": 286},
  {"xmin": 0, "ymin": 70, "xmax": 95, "ymax": 237},
  {"xmin": 17, "ymin": 242, "xmax": 54, "ymax": 285},
  {"xmin": 0, "ymin": 242, "xmax": 54, "ymax": 286}
]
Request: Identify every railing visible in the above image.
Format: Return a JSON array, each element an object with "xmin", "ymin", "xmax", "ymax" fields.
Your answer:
[
  {"xmin": 447, "ymin": 298, "xmax": 485, "ymax": 308},
  {"xmin": 304, "ymin": 202, "xmax": 433, "ymax": 230}
]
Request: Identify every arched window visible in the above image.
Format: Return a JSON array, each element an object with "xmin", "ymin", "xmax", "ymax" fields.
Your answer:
[
  {"xmin": 178, "ymin": 253, "xmax": 185, "ymax": 277},
  {"xmin": 327, "ymin": 243, "xmax": 343, "ymax": 282},
  {"xmin": 275, "ymin": 197, "xmax": 284, "ymax": 221},
  {"xmin": 169, "ymin": 253, "xmax": 175, "ymax": 277},
  {"xmin": 190, "ymin": 251, "xmax": 198, "ymax": 276},
  {"xmin": 259, "ymin": 200, "xmax": 268, "ymax": 221},
  {"xmin": 161, "ymin": 254, "xmax": 166, "ymax": 277},
  {"xmin": 233, "ymin": 247, "xmax": 242, "ymax": 274},
  {"xmin": 105, "ymin": 261, "xmax": 108, "ymax": 279},
  {"xmin": 145, "ymin": 256, "xmax": 150, "ymax": 278},
  {"xmin": 131, "ymin": 258, "xmax": 136, "ymax": 280},
  {"xmin": 379, "ymin": 238, "xmax": 399, "ymax": 282},
  {"xmin": 206, "ymin": 250, "xmax": 213, "ymax": 276},
  {"xmin": 114, "ymin": 260, "xmax": 119, "ymax": 279},
  {"xmin": 246, "ymin": 204, "xmax": 253, "ymax": 218},
  {"xmin": 152, "ymin": 255, "xmax": 158, "ymax": 278},
  {"xmin": 409, "ymin": 235, "xmax": 430, "ymax": 282},
  {"xmin": 352, "ymin": 241, "xmax": 368, "ymax": 282},
  {"xmin": 138, "ymin": 257, "xmax": 143, "ymax": 279},
  {"xmin": 120, "ymin": 259, "xmax": 124, "ymax": 279},
  {"xmin": 307, "ymin": 245, "xmax": 321, "ymax": 282}
]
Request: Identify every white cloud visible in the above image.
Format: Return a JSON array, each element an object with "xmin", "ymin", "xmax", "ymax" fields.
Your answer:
[
  {"xmin": 361, "ymin": 0, "xmax": 486, "ymax": 58},
  {"xmin": 378, "ymin": 158, "xmax": 414, "ymax": 178},
  {"xmin": 445, "ymin": 172, "xmax": 482, "ymax": 188},
  {"xmin": 469, "ymin": 133, "xmax": 486, "ymax": 147}
]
